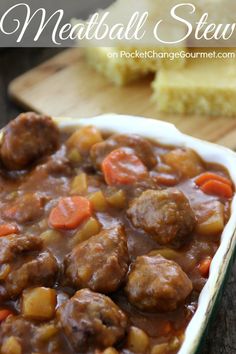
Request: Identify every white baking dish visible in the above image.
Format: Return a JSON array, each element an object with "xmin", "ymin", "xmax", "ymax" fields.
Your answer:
[{"xmin": 53, "ymin": 114, "xmax": 236, "ymax": 354}]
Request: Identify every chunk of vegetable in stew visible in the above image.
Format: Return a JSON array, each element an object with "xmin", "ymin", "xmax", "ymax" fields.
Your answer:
[
  {"xmin": 0, "ymin": 113, "xmax": 234, "ymax": 354},
  {"xmin": 22, "ymin": 287, "xmax": 57, "ymax": 320},
  {"xmin": 102, "ymin": 148, "xmax": 148, "ymax": 185},
  {"xmin": 0, "ymin": 224, "xmax": 18, "ymax": 237},
  {"xmin": 49, "ymin": 196, "xmax": 92, "ymax": 230}
]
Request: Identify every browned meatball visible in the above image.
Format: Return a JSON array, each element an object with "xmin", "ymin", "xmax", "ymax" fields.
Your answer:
[
  {"xmin": 0, "ymin": 251, "xmax": 58, "ymax": 300},
  {"xmin": 125, "ymin": 254, "xmax": 193, "ymax": 312},
  {"xmin": 57, "ymin": 289, "xmax": 127, "ymax": 351},
  {"xmin": 90, "ymin": 134, "xmax": 157, "ymax": 170},
  {"xmin": 65, "ymin": 226, "xmax": 129, "ymax": 293},
  {"xmin": 2, "ymin": 193, "xmax": 45, "ymax": 224},
  {"xmin": 127, "ymin": 188, "xmax": 196, "ymax": 246},
  {"xmin": 0, "ymin": 234, "xmax": 42, "ymax": 264},
  {"xmin": 163, "ymin": 148, "xmax": 204, "ymax": 178},
  {"xmin": 0, "ymin": 112, "xmax": 59, "ymax": 170}
]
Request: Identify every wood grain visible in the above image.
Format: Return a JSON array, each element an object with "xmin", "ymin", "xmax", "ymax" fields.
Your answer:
[{"xmin": 8, "ymin": 48, "xmax": 236, "ymax": 150}]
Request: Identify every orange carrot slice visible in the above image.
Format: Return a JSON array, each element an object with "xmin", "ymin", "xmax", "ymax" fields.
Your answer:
[
  {"xmin": 198, "ymin": 257, "xmax": 212, "ymax": 278},
  {"xmin": 49, "ymin": 196, "xmax": 92, "ymax": 230},
  {"xmin": 102, "ymin": 148, "xmax": 148, "ymax": 186},
  {"xmin": 195, "ymin": 172, "xmax": 232, "ymax": 187},
  {"xmin": 0, "ymin": 309, "xmax": 13, "ymax": 322},
  {"xmin": 200, "ymin": 180, "xmax": 233, "ymax": 199},
  {"xmin": 0, "ymin": 224, "xmax": 19, "ymax": 237}
]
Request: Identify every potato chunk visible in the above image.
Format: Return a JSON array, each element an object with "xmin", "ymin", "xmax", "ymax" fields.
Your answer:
[
  {"xmin": 22, "ymin": 287, "xmax": 56, "ymax": 320},
  {"xmin": 40, "ymin": 230, "xmax": 63, "ymax": 247},
  {"xmin": 1, "ymin": 337, "xmax": 22, "ymax": 354},
  {"xmin": 35, "ymin": 324, "xmax": 58, "ymax": 341},
  {"xmin": 89, "ymin": 190, "xmax": 108, "ymax": 212},
  {"xmin": 106, "ymin": 190, "xmax": 127, "ymax": 209},
  {"xmin": 126, "ymin": 326, "xmax": 149, "ymax": 353},
  {"xmin": 70, "ymin": 173, "xmax": 88, "ymax": 195},
  {"xmin": 66, "ymin": 126, "xmax": 103, "ymax": 154},
  {"xmin": 196, "ymin": 201, "xmax": 224, "ymax": 236},
  {"xmin": 151, "ymin": 343, "xmax": 168, "ymax": 354},
  {"xmin": 70, "ymin": 217, "xmax": 101, "ymax": 246},
  {"xmin": 67, "ymin": 148, "xmax": 82, "ymax": 164}
]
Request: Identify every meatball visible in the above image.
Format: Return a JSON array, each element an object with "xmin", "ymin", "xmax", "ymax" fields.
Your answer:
[
  {"xmin": 127, "ymin": 189, "xmax": 196, "ymax": 246},
  {"xmin": 0, "ymin": 112, "xmax": 59, "ymax": 170},
  {"xmin": 163, "ymin": 148, "xmax": 204, "ymax": 179},
  {"xmin": 90, "ymin": 134, "xmax": 157, "ymax": 170},
  {"xmin": 57, "ymin": 289, "xmax": 127, "ymax": 351},
  {"xmin": 65, "ymin": 226, "xmax": 129, "ymax": 293},
  {"xmin": 0, "ymin": 234, "xmax": 42, "ymax": 264},
  {"xmin": 0, "ymin": 251, "xmax": 58, "ymax": 300},
  {"xmin": 125, "ymin": 254, "xmax": 193, "ymax": 312},
  {"xmin": 2, "ymin": 193, "xmax": 45, "ymax": 224}
]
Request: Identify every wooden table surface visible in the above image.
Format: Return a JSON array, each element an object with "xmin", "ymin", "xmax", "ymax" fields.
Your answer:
[{"xmin": 0, "ymin": 47, "xmax": 236, "ymax": 354}]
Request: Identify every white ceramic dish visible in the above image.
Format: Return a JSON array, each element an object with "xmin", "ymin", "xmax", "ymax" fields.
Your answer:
[{"xmin": 53, "ymin": 114, "xmax": 236, "ymax": 354}]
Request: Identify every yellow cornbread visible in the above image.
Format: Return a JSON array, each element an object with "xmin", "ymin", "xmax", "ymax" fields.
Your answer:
[
  {"xmin": 152, "ymin": 50, "xmax": 236, "ymax": 116},
  {"xmin": 84, "ymin": 47, "xmax": 186, "ymax": 86}
]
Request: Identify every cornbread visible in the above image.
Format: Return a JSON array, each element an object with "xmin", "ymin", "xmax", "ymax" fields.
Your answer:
[
  {"xmin": 84, "ymin": 47, "xmax": 186, "ymax": 86},
  {"xmin": 77, "ymin": 0, "xmax": 187, "ymax": 86},
  {"xmin": 75, "ymin": 0, "xmax": 236, "ymax": 115},
  {"xmin": 152, "ymin": 50, "xmax": 236, "ymax": 116}
]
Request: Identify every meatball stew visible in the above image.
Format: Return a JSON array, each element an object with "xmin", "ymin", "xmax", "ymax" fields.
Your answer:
[{"xmin": 0, "ymin": 113, "xmax": 234, "ymax": 354}]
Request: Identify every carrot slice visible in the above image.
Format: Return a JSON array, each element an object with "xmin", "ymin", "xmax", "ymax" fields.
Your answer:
[
  {"xmin": 0, "ymin": 309, "xmax": 12, "ymax": 322},
  {"xmin": 195, "ymin": 172, "xmax": 232, "ymax": 187},
  {"xmin": 200, "ymin": 180, "xmax": 233, "ymax": 199},
  {"xmin": 198, "ymin": 257, "xmax": 212, "ymax": 278},
  {"xmin": 49, "ymin": 196, "xmax": 92, "ymax": 230},
  {"xmin": 0, "ymin": 224, "xmax": 19, "ymax": 237},
  {"xmin": 102, "ymin": 148, "xmax": 148, "ymax": 186}
]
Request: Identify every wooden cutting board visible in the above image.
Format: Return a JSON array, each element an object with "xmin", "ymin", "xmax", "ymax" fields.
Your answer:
[{"xmin": 9, "ymin": 48, "xmax": 236, "ymax": 150}]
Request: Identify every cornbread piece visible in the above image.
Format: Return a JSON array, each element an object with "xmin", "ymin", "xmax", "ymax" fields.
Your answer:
[
  {"xmin": 152, "ymin": 50, "xmax": 236, "ymax": 116},
  {"xmin": 76, "ymin": 0, "xmax": 187, "ymax": 86},
  {"xmin": 84, "ymin": 47, "xmax": 186, "ymax": 86}
]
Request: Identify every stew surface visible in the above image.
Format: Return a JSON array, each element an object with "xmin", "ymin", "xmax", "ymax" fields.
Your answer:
[{"xmin": 0, "ymin": 113, "xmax": 233, "ymax": 354}]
